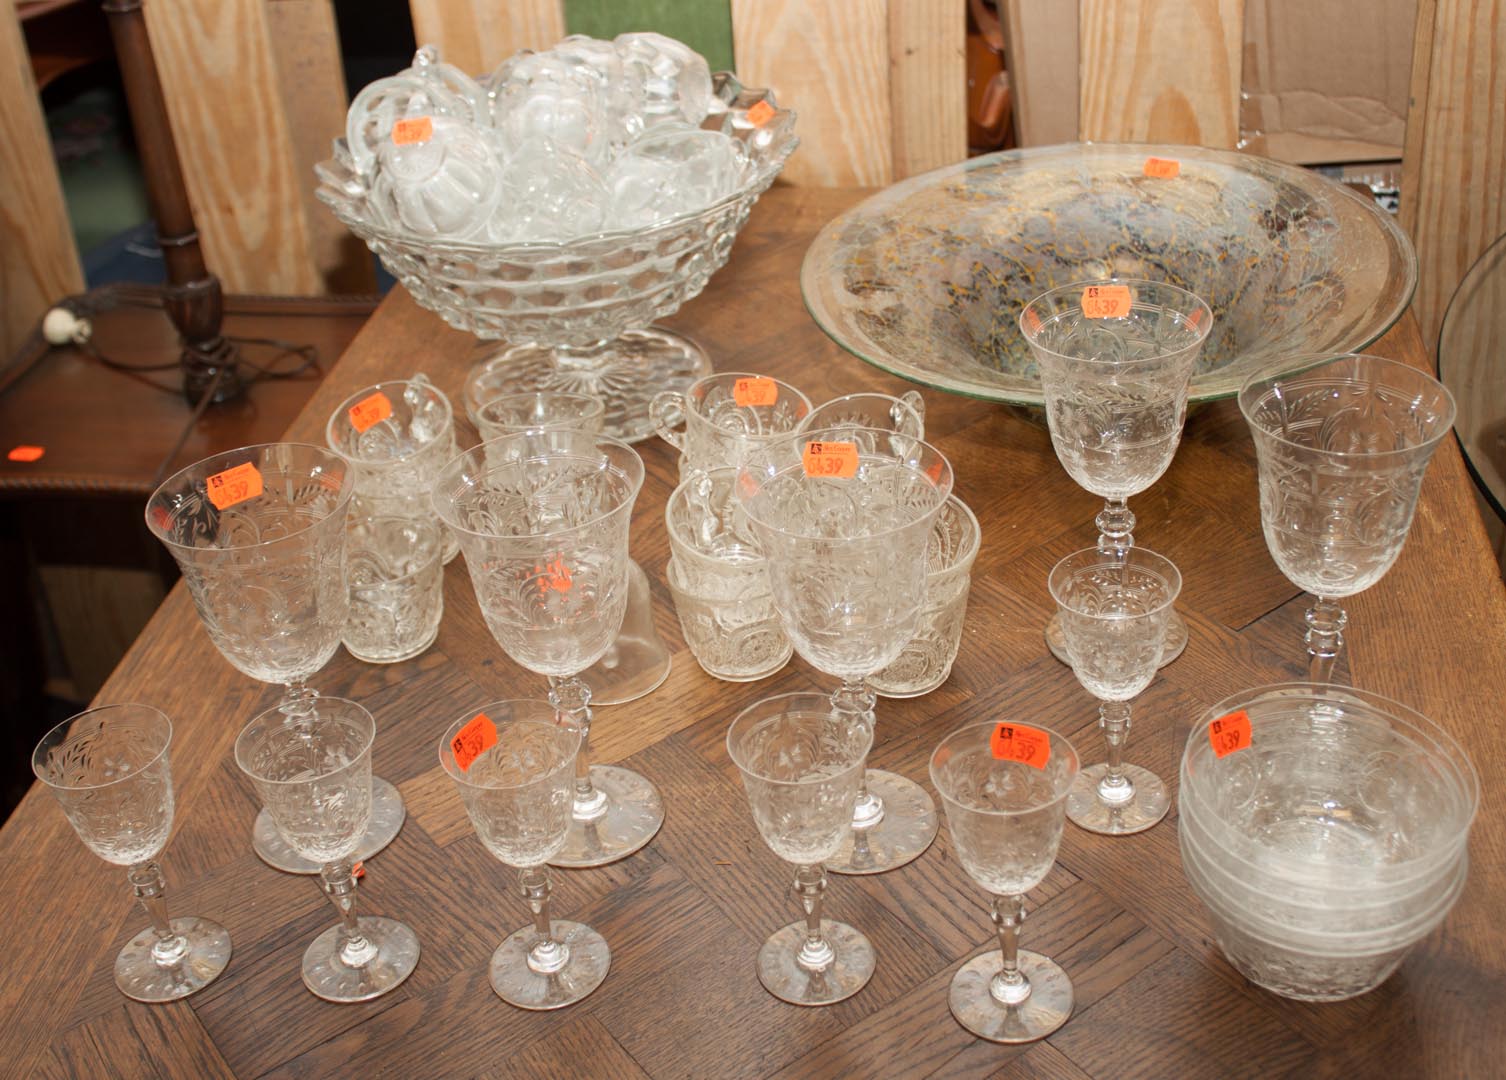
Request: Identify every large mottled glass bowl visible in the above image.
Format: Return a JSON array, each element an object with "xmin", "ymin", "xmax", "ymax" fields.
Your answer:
[
  {"xmin": 801, "ymin": 143, "xmax": 1416, "ymax": 407},
  {"xmin": 317, "ymin": 73, "xmax": 798, "ymax": 442}
]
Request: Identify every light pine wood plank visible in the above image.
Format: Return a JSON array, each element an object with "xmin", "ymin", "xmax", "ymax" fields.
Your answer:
[
  {"xmin": 887, "ymin": 0, "xmax": 967, "ymax": 178},
  {"xmin": 408, "ymin": 0, "xmax": 566, "ymax": 76},
  {"xmin": 1077, "ymin": 0, "xmax": 1244, "ymax": 146},
  {"xmin": 0, "ymin": 3, "xmax": 84, "ymax": 356},
  {"xmin": 731, "ymin": 0, "xmax": 893, "ymax": 186},
  {"xmin": 1001, "ymin": 0, "xmax": 1081, "ymax": 145}
]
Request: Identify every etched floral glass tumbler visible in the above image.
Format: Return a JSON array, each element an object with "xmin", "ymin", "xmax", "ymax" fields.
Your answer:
[
  {"xmin": 433, "ymin": 429, "xmax": 663, "ymax": 867},
  {"xmin": 1049, "ymin": 547, "xmax": 1182, "ymax": 835},
  {"xmin": 1020, "ymin": 279, "xmax": 1210, "ymax": 668},
  {"xmin": 737, "ymin": 426, "xmax": 953, "ymax": 875},
  {"xmin": 728, "ymin": 693, "xmax": 875, "ymax": 1005},
  {"xmin": 439, "ymin": 701, "xmax": 610, "ymax": 1009},
  {"xmin": 33, "ymin": 704, "xmax": 232, "ymax": 1003},
  {"xmin": 145, "ymin": 443, "xmax": 406, "ymax": 874},
  {"xmin": 930, "ymin": 721, "xmax": 1079, "ymax": 1042},
  {"xmin": 235, "ymin": 697, "xmax": 420, "ymax": 1002},
  {"xmin": 1238, "ymin": 354, "xmax": 1456, "ymax": 682}
]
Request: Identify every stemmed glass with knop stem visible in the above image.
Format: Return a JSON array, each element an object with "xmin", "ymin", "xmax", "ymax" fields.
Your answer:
[
  {"xmin": 235, "ymin": 696, "xmax": 419, "ymax": 1002},
  {"xmin": 1020, "ymin": 279, "xmax": 1211, "ymax": 669},
  {"xmin": 1238, "ymin": 354, "xmax": 1456, "ymax": 682},
  {"xmin": 433, "ymin": 428, "xmax": 663, "ymax": 867},
  {"xmin": 439, "ymin": 701, "xmax": 610, "ymax": 1009},
  {"xmin": 727, "ymin": 692, "xmax": 875, "ymax": 1005},
  {"xmin": 737, "ymin": 425, "xmax": 953, "ymax": 875},
  {"xmin": 1048, "ymin": 546, "xmax": 1181, "ymax": 835},
  {"xmin": 930, "ymin": 720, "xmax": 1079, "ymax": 1042},
  {"xmin": 33, "ymin": 704, "xmax": 232, "ymax": 1003},
  {"xmin": 145, "ymin": 443, "xmax": 406, "ymax": 874}
]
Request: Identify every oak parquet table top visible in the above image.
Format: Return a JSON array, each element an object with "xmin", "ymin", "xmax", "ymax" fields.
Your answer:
[{"xmin": 4, "ymin": 186, "xmax": 1503, "ymax": 1079}]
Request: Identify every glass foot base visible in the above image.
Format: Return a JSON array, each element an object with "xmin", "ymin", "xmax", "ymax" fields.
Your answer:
[
  {"xmin": 302, "ymin": 916, "xmax": 419, "ymax": 1003},
  {"xmin": 758, "ymin": 919, "xmax": 874, "ymax": 1006},
  {"xmin": 949, "ymin": 949, "xmax": 1073, "ymax": 1043},
  {"xmin": 490, "ymin": 920, "xmax": 611, "ymax": 1010},
  {"xmin": 827, "ymin": 769, "xmax": 938, "ymax": 875},
  {"xmin": 578, "ymin": 560, "xmax": 671, "ymax": 706},
  {"xmin": 550, "ymin": 764, "xmax": 664, "ymax": 868},
  {"xmin": 467, "ymin": 326, "xmax": 714, "ymax": 444},
  {"xmin": 255, "ymin": 775, "xmax": 406, "ymax": 874},
  {"xmin": 1046, "ymin": 609, "xmax": 1187, "ymax": 667},
  {"xmin": 115, "ymin": 917, "xmax": 232, "ymax": 1002},
  {"xmin": 1066, "ymin": 763, "xmax": 1169, "ymax": 835}
]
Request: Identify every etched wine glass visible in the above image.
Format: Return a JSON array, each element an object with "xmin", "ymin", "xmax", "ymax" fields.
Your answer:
[
  {"xmin": 439, "ymin": 701, "xmax": 610, "ymax": 1009},
  {"xmin": 432, "ymin": 428, "xmax": 663, "ymax": 867},
  {"xmin": 1238, "ymin": 354, "xmax": 1456, "ymax": 681},
  {"xmin": 32, "ymin": 704, "xmax": 232, "ymax": 1003},
  {"xmin": 1020, "ymin": 279, "xmax": 1211, "ymax": 667},
  {"xmin": 146, "ymin": 443, "xmax": 406, "ymax": 874},
  {"xmin": 235, "ymin": 696, "xmax": 420, "ymax": 1002},
  {"xmin": 737, "ymin": 426, "xmax": 953, "ymax": 874},
  {"xmin": 727, "ymin": 692, "xmax": 875, "ymax": 1005},
  {"xmin": 1048, "ymin": 546, "xmax": 1181, "ymax": 835},
  {"xmin": 930, "ymin": 720, "xmax": 1080, "ymax": 1042}
]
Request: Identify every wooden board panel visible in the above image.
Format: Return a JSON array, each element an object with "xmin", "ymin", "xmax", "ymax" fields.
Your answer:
[
  {"xmin": 408, "ymin": 0, "xmax": 567, "ymax": 75},
  {"xmin": 0, "ymin": 3, "xmax": 84, "ymax": 357},
  {"xmin": 887, "ymin": 0, "xmax": 967, "ymax": 178},
  {"xmin": 731, "ymin": 0, "xmax": 893, "ymax": 186},
  {"xmin": 1001, "ymin": 0, "xmax": 1080, "ymax": 145},
  {"xmin": 1077, "ymin": 0, "xmax": 1244, "ymax": 146}
]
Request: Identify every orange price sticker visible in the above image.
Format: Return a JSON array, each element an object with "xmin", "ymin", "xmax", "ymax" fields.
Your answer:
[
  {"xmin": 352, "ymin": 861, "xmax": 365, "ymax": 880},
  {"xmin": 451, "ymin": 712, "xmax": 499, "ymax": 772},
  {"xmin": 348, "ymin": 390, "xmax": 393, "ymax": 433},
  {"xmin": 392, "ymin": 116, "xmax": 434, "ymax": 146},
  {"xmin": 733, "ymin": 376, "xmax": 778, "ymax": 408},
  {"xmin": 1186, "ymin": 306, "xmax": 1205, "ymax": 330},
  {"xmin": 206, "ymin": 461, "xmax": 264, "ymax": 510},
  {"xmin": 1022, "ymin": 307, "xmax": 1042, "ymax": 335},
  {"xmin": 1208, "ymin": 709, "xmax": 1253, "ymax": 758},
  {"xmin": 535, "ymin": 556, "xmax": 572, "ymax": 596},
  {"xmin": 1081, "ymin": 284, "xmax": 1132, "ymax": 319},
  {"xmin": 746, "ymin": 100, "xmax": 775, "ymax": 128},
  {"xmin": 990, "ymin": 723, "xmax": 1051, "ymax": 768},
  {"xmin": 1143, "ymin": 156, "xmax": 1181, "ymax": 179},
  {"xmin": 7, "ymin": 445, "xmax": 44, "ymax": 463},
  {"xmin": 802, "ymin": 440, "xmax": 859, "ymax": 479}
]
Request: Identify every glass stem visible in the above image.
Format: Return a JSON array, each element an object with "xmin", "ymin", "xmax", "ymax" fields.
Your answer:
[
  {"xmin": 279, "ymin": 679, "xmax": 318, "ymax": 720},
  {"xmin": 793, "ymin": 864, "xmax": 835, "ymax": 971},
  {"xmin": 1097, "ymin": 700, "xmax": 1136, "ymax": 804},
  {"xmin": 518, "ymin": 867, "xmax": 569, "ymax": 974},
  {"xmin": 831, "ymin": 678, "xmax": 882, "ymax": 829},
  {"xmin": 1304, "ymin": 596, "xmax": 1348, "ymax": 683},
  {"xmin": 549, "ymin": 675, "xmax": 607, "ymax": 821},
  {"xmin": 127, "ymin": 861, "xmax": 189, "ymax": 967},
  {"xmin": 1095, "ymin": 497, "xmax": 1136, "ymax": 554},
  {"xmin": 989, "ymin": 894, "xmax": 1032, "ymax": 1006},
  {"xmin": 320, "ymin": 861, "xmax": 378, "ymax": 969}
]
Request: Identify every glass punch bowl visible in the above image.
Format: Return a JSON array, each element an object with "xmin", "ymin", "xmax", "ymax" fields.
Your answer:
[{"xmin": 317, "ymin": 73, "xmax": 798, "ymax": 442}]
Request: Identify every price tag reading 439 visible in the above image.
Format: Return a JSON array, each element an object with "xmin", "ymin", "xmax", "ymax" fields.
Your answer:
[
  {"xmin": 1081, "ymin": 284, "xmax": 1132, "ymax": 319},
  {"xmin": 348, "ymin": 390, "xmax": 393, "ymax": 433},
  {"xmin": 990, "ymin": 723, "xmax": 1050, "ymax": 769},
  {"xmin": 1208, "ymin": 709, "xmax": 1252, "ymax": 758},
  {"xmin": 451, "ymin": 712, "xmax": 498, "ymax": 772},
  {"xmin": 206, "ymin": 461, "xmax": 263, "ymax": 511},
  {"xmin": 801, "ymin": 440, "xmax": 858, "ymax": 479}
]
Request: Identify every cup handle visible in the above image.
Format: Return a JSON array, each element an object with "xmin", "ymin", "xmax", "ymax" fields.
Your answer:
[
  {"xmin": 899, "ymin": 390, "xmax": 926, "ymax": 437},
  {"xmin": 650, "ymin": 391, "xmax": 687, "ymax": 451}
]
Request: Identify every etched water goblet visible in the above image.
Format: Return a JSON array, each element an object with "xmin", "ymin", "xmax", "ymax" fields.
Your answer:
[
  {"xmin": 737, "ymin": 426, "xmax": 953, "ymax": 874},
  {"xmin": 432, "ymin": 429, "xmax": 664, "ymax": 867},
  {"xmin": 32, "ymin": 704, "xmax": 232, "ymax": 1003},
  {"xmin": 439, "ymin": 701, "xmax": 611, "ymax": 1009},
  {"xmin": 1048, "ymin": 547, "xmax": 1182, "ymax": 835},
  {"xmin": 930, "ymin": 720, "xmax": 1080, "ymax": 1042},
  {"xmin": 728, "ymin": 693, "xmax": 875, "ymax": 1005},
  {"xmin": 235, "ymin": 697, "xmax": 420, "ymax": 1002},
  {"xmin": 1238, "ymin": 354, "xmax": 1456, "ymax": 681},
  {"xmin": 145, "ymin": 443, "xmax": 406, "ymax": 874},
  {"xmin": 1020, "ymin": 279, "xmax": 1211, "ymax": 667}
]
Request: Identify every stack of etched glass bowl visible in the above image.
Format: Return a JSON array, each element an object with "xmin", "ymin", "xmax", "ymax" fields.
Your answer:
[{"xmin": 1179, "ymin": 684, "xmax": 1478, "ymax": 1001}]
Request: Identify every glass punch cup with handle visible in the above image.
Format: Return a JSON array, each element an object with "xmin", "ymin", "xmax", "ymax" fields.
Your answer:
[
  {"xmin": 439, "ymin": 701, "xmax": 611, "ymax": 1009},
  {"xmin": 1020, "ymin": 279, "xmax": 1211, "ymax": 668},
  {"xmin": 930, "ymin": 720, "xmax": 1080, "ymax": 1042},
  {"xmin": 235, "ymin": 696, "xmax": 419, "ymax": 1002},
  {"xmin": 145, "ymin": 442, "xmax": 406, "ymax": 874},
  {"xmin": 727, "ymin": 692, "xmax": 876, "ymax": 1005},
  {"xmin": 32, "ymin": 704, "xmax": 232, "ymax": 1003}
]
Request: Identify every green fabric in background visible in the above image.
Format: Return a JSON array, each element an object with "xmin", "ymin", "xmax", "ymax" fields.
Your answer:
[{"xmin": 565, "ymin": 0, "xmax": 736, "ymax": 73}]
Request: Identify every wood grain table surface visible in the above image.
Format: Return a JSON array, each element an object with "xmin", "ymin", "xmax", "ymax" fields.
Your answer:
[{"xmin": 4, "ymin": 186, "xmax": 1503, "ymax": 1080}]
